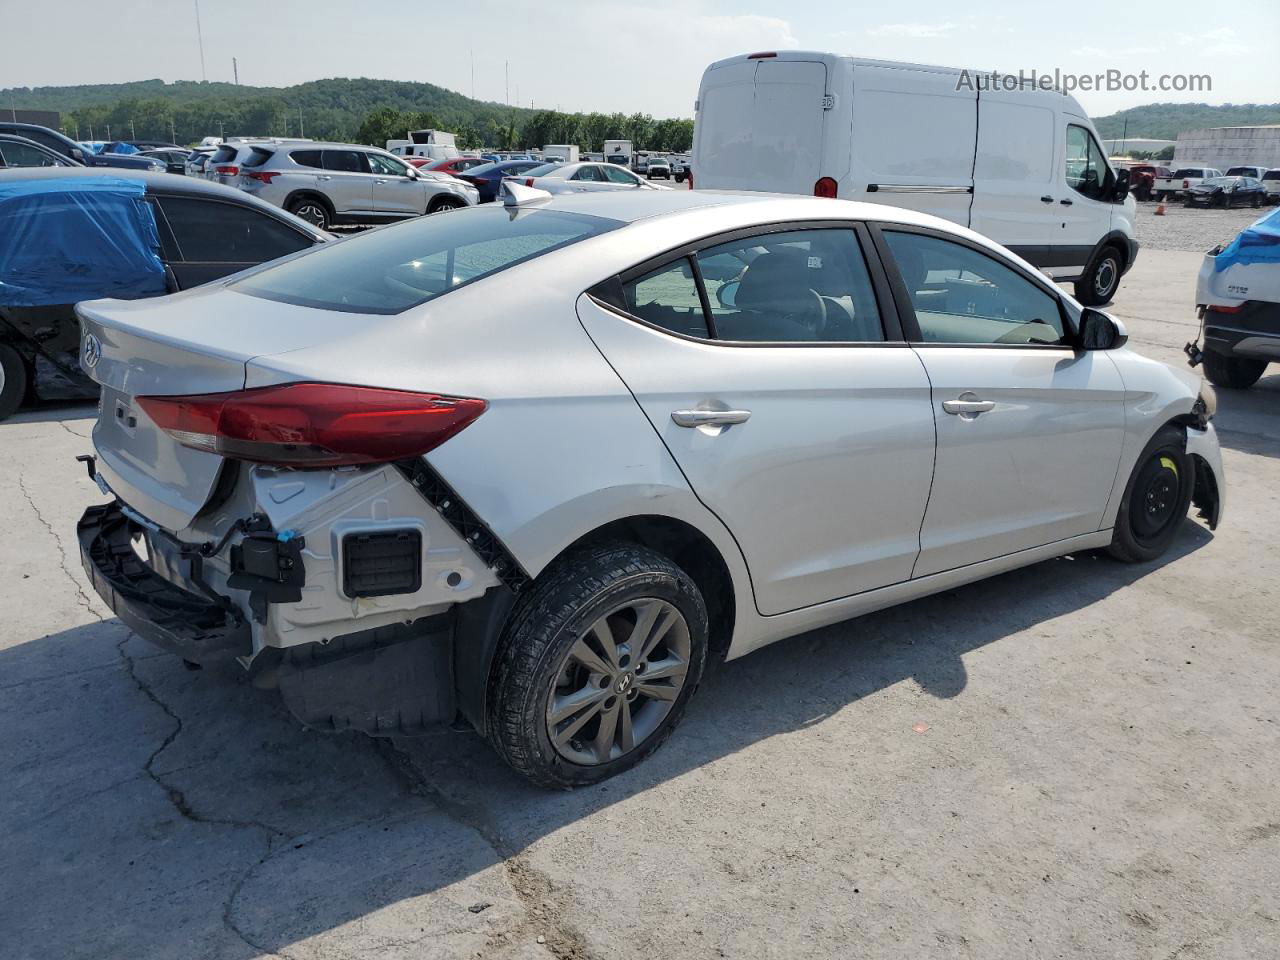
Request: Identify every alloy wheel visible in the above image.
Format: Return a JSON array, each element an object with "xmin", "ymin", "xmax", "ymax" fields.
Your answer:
[
  {"xmin": 545, "ymin": 598, "xmax": 691, "ymax": 766},
  {"xmin": 294, "ymin": 202, "xmax": 328, "ymax": 228}
]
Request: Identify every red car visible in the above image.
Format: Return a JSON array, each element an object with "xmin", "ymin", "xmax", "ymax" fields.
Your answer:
[
  {"xmin": 421, "ymin": 156, "xmax": 489, "ymax": 176},
  {"xmin": 1126, "ymin": 164, "xmax": 1172, "ymax": 202}
]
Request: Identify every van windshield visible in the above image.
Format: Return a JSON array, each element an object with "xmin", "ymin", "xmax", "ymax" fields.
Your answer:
[{"xmin": 234, "ymin": 206, "xmax": 621, "ymax": 314}]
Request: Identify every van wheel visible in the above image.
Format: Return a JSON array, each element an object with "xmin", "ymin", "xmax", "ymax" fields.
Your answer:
[
  {"xmin": 486, "ymin": 543, "xmax": 708, "ymax": 788},
  {"xmin": 1075, "ymin": 246, "xmax": 1122, "ymax": 305},
  {"xmin": 1108, "ymin": 425, "xmax": 1194, "ymax": 563},
  {"xmin": 0, "ymin": 344, "xmax": 29, "ymax": 421},
  {"xmin": 287, "ymin": 196, "xmax": 331, "ymax": 230},
  {"xmin": 1202, "ymin": 351, "xmax": 1266, "ymax": 389}
]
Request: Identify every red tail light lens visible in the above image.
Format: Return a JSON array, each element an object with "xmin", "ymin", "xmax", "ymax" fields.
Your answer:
[
  {"xmin": 1206, "ymin": 304, "xmax": 1243, "ymax": 314},
  {"xmin": 215, "ymin": 165, "xmax": 240, "ymax": 176},
  {"xmin": 814, "ymin": 177, "xmax": 837, "ymax": 198},
  {"xmin": 1183, "ymin": 180, "xmax": 1190, "ymax": 188},
  {"xmin": 525, "ymin": 178, "xmax": 535, "ymax": 186},
  {"xmin": 244, "ymin": 170, "xmax": 280, "ymax": 183},
  {"xmin": 687, "ymin": 169, "xmax": 694, "ymax": 190},
  {"xmin": 136, "ymin": 383, "xmax": 487, "ymax": 467}
]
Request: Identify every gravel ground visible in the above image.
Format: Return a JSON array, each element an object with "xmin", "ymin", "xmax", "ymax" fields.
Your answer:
[{"xmin": 1131, "ymin": 198, "xmax": 1272, "ymax": 253}]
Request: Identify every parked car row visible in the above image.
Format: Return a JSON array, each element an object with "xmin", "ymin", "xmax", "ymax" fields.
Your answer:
[{"xmin": 0, "ymin": 121, "xmax": 165, "ymax": 172}]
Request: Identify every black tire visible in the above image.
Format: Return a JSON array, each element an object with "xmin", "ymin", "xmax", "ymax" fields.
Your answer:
[
  {"xmin": 1108, "ymin": 425, "xmax": 1194, "ymax": 563},
  {"xmin": 486, "ymin": 542, "xmax": 708, "ymax": 788},
  {"xmin": 286, "ymin": 195, "xmax": 332, "ymax": 230},
  {"xmin": 0, "ymin": 343, "xmax": 29, "ymax": 421},
  {"xmin": 427, "ymin": 196, "xmax": 466, "ymax": 214},
  {"xmin": 1251, "ymin": 195, "xmax": 1261, "ymax": 208},
  {"xmin": 1156, "ymin": 191, "xmax": 1168, "ymax": 201},
  {"xmin": 1202, "ymin": 350, "xmax": 1266, "ymax": 389},
  {"xmin": 1075, "ymin": 245, "xmax": 1123, "ymax": 306}
]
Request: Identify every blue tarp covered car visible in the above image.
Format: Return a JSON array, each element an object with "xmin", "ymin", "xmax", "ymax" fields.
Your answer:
[{"xmin": 0, "ymin": 170, "xmax": 328, "ymax": 419}]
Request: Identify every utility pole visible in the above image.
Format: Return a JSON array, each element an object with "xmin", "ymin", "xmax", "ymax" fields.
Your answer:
[
  {"xmin": 130, "ymin": 119, "xmax": 136, "ymax": 139},
  {"xmin": 106, "ymin": 124, "xmax": 111, "ymax": 139},
  {"xmin": 298, "ymin": 107, "xmax": 304, "ymax": 138},
  {"xmin": 471, "ymin": 49, "xmax": 475, "ymax": 100},
  {"xmin": 171, "ymin": 119, "xmax": 177, "ymax": 144},
  {"xmin": 233, "ymin": 57, "xmax": 239, "ymax": 85},
  {"xmin": 505, "ymin": 61, "xmax": 509, "ymax": 106},
  {"xmin": 194, "ymin": 0, "xmax": 207, "ymax": 82}
]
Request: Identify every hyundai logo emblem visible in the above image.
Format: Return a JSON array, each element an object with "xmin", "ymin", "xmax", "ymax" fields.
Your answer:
[{"xmin": 83, "ymin": 333, "xmax": 102, "ymax": 369}]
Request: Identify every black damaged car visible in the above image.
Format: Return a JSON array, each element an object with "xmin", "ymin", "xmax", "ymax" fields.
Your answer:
[{"xmin": 1185, "ymin": 176, "xmax": 1266, "ymax": 209}]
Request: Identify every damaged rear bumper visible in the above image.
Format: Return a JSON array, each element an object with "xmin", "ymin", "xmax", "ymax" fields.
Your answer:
[{"xmin": 77, "ymin": 500, "xmax": 250, "ymax": 663}]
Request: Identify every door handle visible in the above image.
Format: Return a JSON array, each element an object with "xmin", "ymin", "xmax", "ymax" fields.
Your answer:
[
  {"xmin": 942, "ymin": 396, "xmax": 995, "ymax": 416},
  {"xmin": 671, "ymin": 409, "xmax": 751, "ymax": 428},
  {"xmin": 317, "ymin": 175, "xmax": 332, "ymax": 181},
  {"xmin": 1040, "ymin": 195, "xmax": 1054, "ymax": 203},
  {"xmin": 1060, "ymin": 199, "xmax": 1073, "ymax": 206},
  {"xmin": 375, "ymin": 178, "xmax": 387, "ymax": 184}
]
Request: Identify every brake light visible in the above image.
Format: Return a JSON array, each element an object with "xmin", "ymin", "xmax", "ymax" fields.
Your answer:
[
  {"xmin": 814, "ymin": 177, "xmax": 837, "ymax": 198},
  {"xmin": 525, "ymin": 178, "xmax": 535, "ymax": 186},
  {"xmin": 1206, "ymin": 304, "xmax": 1243, "ymax": 314},
  {"xmin": 136, "ymin": 383, "xmax": 487, "ymax": 467},
  {"xmin": 216, "ymin": 165, "xmax": 240, "ymax": 176},
  {"xmin": 1183, "ymin": 180, "xmax": 1190, "ymax": 189},
  {"xmin": 244, "ymin": 171, "xmax": 280, "ymax": 183},
  {"xmin": 748, "ymin": 52, "xmax": 778, "ymax": 59}
]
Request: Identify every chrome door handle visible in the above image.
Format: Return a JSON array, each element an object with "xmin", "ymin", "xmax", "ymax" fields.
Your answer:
[
  {"xmin": 317, "ymin": 175, "xmax": 332, "ymax": 181},
  {"xmin": 942, "ymin": 396, "xmax": 995, "ymax": 416},
  {"xmin": 671, "ymin": 409, "xmax": 752, "ymax": 427}
]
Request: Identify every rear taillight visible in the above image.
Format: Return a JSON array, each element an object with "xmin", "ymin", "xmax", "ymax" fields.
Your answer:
[
  {"xmin": 243, "ymin": 170, "xmax": 280, "ymax": 183},
  {"xmin": 814, "ymin": 177, "xmax": 837, "ymax": 198},
  {"xmin": 1206, "ymin": 304, "xmax": 1243, "ymax": 314},
  {"xmin": 216, "ymin": 164, "xmax": 240, "ymax": 176},
  {"xmin": 136, "ymin": 383, "xmax": 486, "ymax": 467},
  {"xmin": 525, "ymin": 178, "xmax": 535, "ymax": 186},
  {"xmin": 1183, "ymin": 180, "xmax": 1190, "ymax": 189}
]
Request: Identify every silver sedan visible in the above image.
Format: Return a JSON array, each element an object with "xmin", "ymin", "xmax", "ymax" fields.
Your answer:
[
  {"xmin": 74, "ymin": 189, "xmax": 1224, "ymax": 787},
  {"xmin": 507, "ymin": 160, "xmax": 671, "ymax": 195}
]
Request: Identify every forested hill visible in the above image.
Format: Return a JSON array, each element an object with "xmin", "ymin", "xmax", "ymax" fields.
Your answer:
[{"xmin": 1093, "ymin": 102, "xmax": 1280, "ymax": 140}]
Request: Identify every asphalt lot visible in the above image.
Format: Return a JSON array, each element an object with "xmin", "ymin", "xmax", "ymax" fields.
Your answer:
[{"xmin": 3, "ymin": 222, "xmax": 1279, "ymax": 959}]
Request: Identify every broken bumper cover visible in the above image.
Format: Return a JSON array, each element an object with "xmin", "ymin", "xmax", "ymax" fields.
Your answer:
[{"xmin": 77, "ymin": 500, "xmax": 250, "ymax": 663}]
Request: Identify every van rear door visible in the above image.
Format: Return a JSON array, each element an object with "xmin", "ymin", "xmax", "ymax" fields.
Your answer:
[
  {"xmin": 850, "ymin": 63, "xmax": 976, "ymax": 226},
  {"xmin": 694, "ymin": 57, "xmax": 828, "ymax": 195}
]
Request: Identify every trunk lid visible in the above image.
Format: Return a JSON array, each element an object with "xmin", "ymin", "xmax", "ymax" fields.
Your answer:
[{"xmin": 77, "ymin": 284, "xmax": 382, "ymax": 531}]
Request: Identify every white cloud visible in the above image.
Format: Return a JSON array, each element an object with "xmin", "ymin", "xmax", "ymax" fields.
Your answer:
[{"xmin": 867, "ymin": 22, "xmax": 957, "ymax": 39}]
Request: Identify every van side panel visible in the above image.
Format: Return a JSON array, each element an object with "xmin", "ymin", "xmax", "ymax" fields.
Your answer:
[
  {"xmin": 848, "ymin": 63, "xmax": 976, "ymax": 226},
  {"xmin": 970, "ymin": 90, "xmax": 1060, "ymax": 263}
]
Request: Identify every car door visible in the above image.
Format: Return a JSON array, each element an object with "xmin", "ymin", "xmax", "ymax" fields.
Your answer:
[
  {"xmin": 155, "ymin": 195, "xmax": 318, "ymax": 288},
  {"xmin": 876, "ymin": 226, "xmax": 1126, "ymax": 578},
  {"xmin": 1056, "ymin": 122, "xmax": 1117, "ymax": 275},
  {"xmin": 320, "ymin": 148, "xmax": 375, "ymax": 217},
  {"xmin": 565, "ymin": 164, "xmax": 612, "ymax": 192},
  {"xmin": 578, "ymin": 224, "xmax": 937, "ymax": 615},
  {"xmin": 601, "ymin": 164, "xmax": 644, "ymax": 191},
  {"xmin": 368, "ymin": 151, "xmax": 423, "ymax": 216}
]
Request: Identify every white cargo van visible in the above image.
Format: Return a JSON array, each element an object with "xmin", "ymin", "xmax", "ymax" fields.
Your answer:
[
  {"xmin": 693, "ymin": 51, "xmax": 1137, "ymax": 304},
  {"xmin": 385, "ymin": 129, "xmax": 460, "ymax": 163},
  {"xmin": 543, "ymin": 144, "xmax": 580, "ymax": 164}
]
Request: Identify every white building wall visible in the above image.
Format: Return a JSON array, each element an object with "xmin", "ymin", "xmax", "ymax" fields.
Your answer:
[{"xmin": 1173, "ymin": 126, "xmax": 1280, "ymax": 170}]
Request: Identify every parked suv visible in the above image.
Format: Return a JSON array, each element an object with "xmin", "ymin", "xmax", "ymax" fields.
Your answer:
[
  {"xmin": 235, "ymin": 142, "xmax": 478, "ymax": 228},
  {"xmin": 1262, "ymin": 169, "xmax": 1280, "ymax": 203},
  {"xmin": 0, "ymin": 122, "xmax": 164, "ymax": 172},
  {"xmin": 205, "ymin": 138, "xmax": 312, "ymax": 187}
]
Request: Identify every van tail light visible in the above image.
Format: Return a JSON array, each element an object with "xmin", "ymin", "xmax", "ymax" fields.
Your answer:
[
  {"xmin": 243, "ymin": 171, "xmax": 280, "ymax": 184},
  {"xmin": 136, "ymin": 383, "xmax": 487, "ymax": 468},
  {"xmin": 814, "ymin": 177, "xmax": 837, "ymax": 198},
  {"xmin": 215, "ymin": 165, "xmax": 240, "ymax": 176}
]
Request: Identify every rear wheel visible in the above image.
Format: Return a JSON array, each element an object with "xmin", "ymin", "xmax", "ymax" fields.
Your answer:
[
  {"xmin": 0, "ymin": 343, "xmax": 29, "ymax": 421},
  {"xmin": 486, "ymin": 543, "xmax": 708, "ymax": 788},
  {"xmin": 1108, "ymin": 425, "xmax": 1194, "ymax": 563},
  {"xmin": 1202, "ymin": 351, "xmax": 1266, "ymax": 389},
  {"xmin": 1075, "ymin": 245, "xmax": 1123, "ymax": 306},
  {"xmin": 1251, "ymin": 195, "xmax": 1261, "ymax": 208},
  {"xmin": 287, "ymin": 196, "xmax": 331, "ymax": 230}
]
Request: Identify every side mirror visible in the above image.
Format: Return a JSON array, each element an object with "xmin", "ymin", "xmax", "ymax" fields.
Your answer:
[
  {"xmin": 1112, "ymin": 167, "xmax": 1130, "ymax": 202},
  {"xmin": 404, "ymin": 166, "xmax": 418, "ymax": 179},
  {"xmin": 1079, "ymin": 308, "xmax": 1127, "ymax": 350},
  {"xmin": 71, "ymin": 147, "xmax": 85, "ymax": 162},
  {"xmin": 717, "ymin": 279, "xmax": 739, "ymax": 309}
]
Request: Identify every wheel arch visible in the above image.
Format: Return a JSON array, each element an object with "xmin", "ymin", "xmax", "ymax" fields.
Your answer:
[{"xmin": 282, "ymin": 189, "xmax": 333, "ymax": 217}]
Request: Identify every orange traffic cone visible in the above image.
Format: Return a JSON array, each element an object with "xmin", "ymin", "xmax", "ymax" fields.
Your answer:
[{"xmin": 1155, "ymin": 195, "xmax": 1167, "ymax": 216}]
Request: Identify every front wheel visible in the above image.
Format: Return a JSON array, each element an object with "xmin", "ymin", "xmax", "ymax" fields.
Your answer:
[
  {"xmin": 428, "ymin": 196, "xmax": 466, "ymax": 214},
  {"xmin": 0, "ymin": 343, "xmax": 30, "ymax": 421},
  {"xmin": 486, "ymin": 543, "xmax": 708, "ymax": 788},
  {"xmin": 1075, "ymin": 246, "xmax": 1122, "ymax": 306},
  {"xmin": 1202, "ymin": 351, "xmax": 1266, "ymax": 389},
  {"xmin": 1108, "ymin": 425, "xmax": 1194, "ymax": 563}
]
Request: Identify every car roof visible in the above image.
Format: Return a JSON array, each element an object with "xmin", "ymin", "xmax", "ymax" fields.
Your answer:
[{"xmin": 0, "ymin": 167, "xmax": 328, "ymax": 235}]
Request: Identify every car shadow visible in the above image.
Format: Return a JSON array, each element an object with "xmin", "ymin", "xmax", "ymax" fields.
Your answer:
[
  {"xmin": 1211, "ymin": 375, "xmax": 1280, "ymax": 459},
  {"xmin": 2, "ymin": 522, "xmax": 1211, "ymax": 958},
  {"xmin": 3, "ymin": 399, "xmax": 96, "ymax": 427}
]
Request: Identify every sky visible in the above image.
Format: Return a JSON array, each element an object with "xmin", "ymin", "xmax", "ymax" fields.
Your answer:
[{"xmin": 3, "ymin": 0, "xmax": 1278, "ymax": 119}]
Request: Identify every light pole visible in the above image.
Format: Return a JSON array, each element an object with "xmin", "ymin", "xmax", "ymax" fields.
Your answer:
[{"xmin": 194, "ymin": 0, "xmax": 207, "ymax": 82}]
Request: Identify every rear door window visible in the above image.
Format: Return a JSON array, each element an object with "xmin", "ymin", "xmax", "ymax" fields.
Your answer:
[
  {"xmin": 603, "ymin": 165, "xmax": 638, "ymax": 185},
  {"xmin": 290, "ymin": 149, "xmax": 323, "ymax": 169},
  {"xmin": 158, "ymin": 197, "xmax": 316, "ymax": 263},
  {"xmin": 323, "ymin": 150, "xmax": 370, "ymax": 173}
]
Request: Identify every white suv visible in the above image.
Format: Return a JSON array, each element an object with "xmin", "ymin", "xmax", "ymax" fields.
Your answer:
[{"xmin": 236, "ymin": 142, "xmax": 477, "ymax": 229}]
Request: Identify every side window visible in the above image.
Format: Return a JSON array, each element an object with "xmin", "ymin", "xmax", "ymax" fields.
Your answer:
[
  {"xmin": 571, "ymin": 166, "xmax": 604, "ymax": 182},
  {"xmin": 698, "ymin": 229, "xmax": 884, "ymax": 342},
  {"xmin": 290, "ymin": 149, "xmax": 323, "ymax": 169},
  {"xmin": 623, "ymin": 259, "xmax": 710, "ymax": 338},
  {"xmin": 367, "ymin": 153, "xmax": 408, "ymax": 176},
  {"xmin": 1065, "ymin": 124, "xmax": 1111, "ymax": 201},
  {"xmin": 884, "ymin": 231, "xmax": 1068, "ymax": 346},
  {"xmin": 158, "ymin": 197, "xmax": 315, "ymax": 263},
  {"xmin": 1, "ymin": 142, "xmax": 63, "ymax": 167},
  {"xmin": 603, "ymin": 165, "xmax": 637, "ymax": 185},
  {"xmin": 323, "ymin": 150, "xmax": 369, "ymax": 174}
]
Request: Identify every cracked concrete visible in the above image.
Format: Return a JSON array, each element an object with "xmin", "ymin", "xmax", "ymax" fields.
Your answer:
[{"xmin": 3, "ymin": 250, "xmax": 1280, "ymax": 959}]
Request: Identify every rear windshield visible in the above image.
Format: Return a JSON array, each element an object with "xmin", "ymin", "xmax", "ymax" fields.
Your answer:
[
  {"xmin": 1265, "ymin": 171, "xmax": 1280, "ymax": 181},
  {"xmin": 211, "ymin": 145, "xmax": 239, "ymax": 163},
  {"xmin": 522, "ymin": 163, "xmax": 560, "ymax": 177},
  {"xmin": 1172, "ymin": 168, "xmax": 1205, "ymax": 178},
  {"xmin": 242, "ymin": 147, "xmax": 274, "ymax": 168},
  {"xmin": 1225, "ymin": 167, "xmax": 1255, "ymax": 176},
  {"xmin": 234, "ymin": 206, "xmax": 621, "ymax": 314}
]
